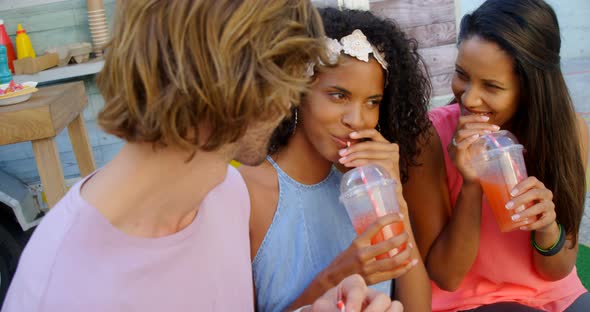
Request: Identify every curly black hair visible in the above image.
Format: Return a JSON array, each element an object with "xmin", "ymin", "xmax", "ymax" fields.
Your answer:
[{"xmin": 268, "ymin": 7, "xmax": 432, "ymax": 183}]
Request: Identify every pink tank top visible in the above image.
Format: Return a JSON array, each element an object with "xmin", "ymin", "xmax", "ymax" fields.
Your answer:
[
  {"xmin": 3, "ymin": 166, "xmax": 254, "ymax": 311},
  {"xmin": 428, "ymin": 104, "xmax": 586, "ymax": 312}
]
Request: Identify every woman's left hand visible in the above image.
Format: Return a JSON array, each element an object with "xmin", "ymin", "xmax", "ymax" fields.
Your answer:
[
  {"xmin": 506, "ymin": 176, "xmax": 557, "ymax": 232},
  {"xmin": 337, "ymin": 129, "xmax": 400, "ymax": 182}
]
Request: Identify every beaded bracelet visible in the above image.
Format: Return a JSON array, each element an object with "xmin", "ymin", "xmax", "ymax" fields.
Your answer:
[{"xmin": 531, "ymin": 223, "xmax": 565, "ymax": 257}]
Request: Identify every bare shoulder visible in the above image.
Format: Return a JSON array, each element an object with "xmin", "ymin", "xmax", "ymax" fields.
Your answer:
[
  {"xmin": 405, "ymin": 124, "xmax": 447, "ymax": 186},
  {"xmin": 421, "ymin": 124, "xmax": 446, "ymax": 168},
  {"xmin": 575, "ymin": 113, "xmax": 589, "ymax": 167},
  {"xmin": 239, "ymin": 162, "xmax": 280, "ymax": 209},
  {"xmin": 238, "ymin": 161, "xmax": 280, "ymax": 258}
]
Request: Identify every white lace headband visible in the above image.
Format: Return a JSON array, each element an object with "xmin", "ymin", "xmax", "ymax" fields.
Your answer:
[{"xmin": 307, "ymin": 29, "xmax": 388, "ymax": 76}]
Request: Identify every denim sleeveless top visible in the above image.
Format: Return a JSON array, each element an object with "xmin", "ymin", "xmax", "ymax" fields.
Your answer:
[{"xmin": 252, "ymin": 157, "xmax": 391, "ymax": 312}]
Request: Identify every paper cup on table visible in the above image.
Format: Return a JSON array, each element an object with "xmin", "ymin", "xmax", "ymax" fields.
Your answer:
[
  {"xmin": 88, "ymin": 15, "xmax": 106, "ymax": 22},
  {"xmin": 87, "ymin": 18, "xmax": 110, "ymax": 55},
  {"xmin": 87, "ymin": 0, "xmax": 105, "ymax": 11},
  {"xmin": 92, "ymin": 33, "xmax": 109, "ymax": 40},
  {"xmin": 87, "ymin": 13, "xmax": 106, "ymax": 20},
  {"xmin": 90, "ymin": 32, "xmax": 110, "ymax": 40},
  {"xmin": 87, "ymin": 11, "xmax": 106, "ymax": 17},
  {"xmin": 93, "ymin": 39, "xmax": 110, "ymax": 48},
  {"xmin": 88, "ymin": 20, "xmax": 107, "ymax": 27},
  {"xmin": 88, "ymin": 23, "xmax": 107, "ymax": 30},
  {"xmin": 87, "ymin": 8, "xmax": 105, "ymax": 13},
  {"xmin": 88, "ymin": 16, "xmax": 107, "ymax": 24},
  {"xmin": 89, "ymin": 26, "xmax": 109, "ymax": 33},
  {"xmin": 89, "ymin": 24, "xmax": 108, "ymax": 30}
]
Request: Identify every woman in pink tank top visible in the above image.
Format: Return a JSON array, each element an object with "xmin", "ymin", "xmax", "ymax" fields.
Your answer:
[{"xmin": 403, "ymin": 0, "xmax": 589, "ymax": 311}]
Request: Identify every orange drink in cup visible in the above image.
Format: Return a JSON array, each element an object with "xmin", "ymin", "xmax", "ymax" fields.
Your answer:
[
  {"xmin": 470, "ymin": 131, "xmax": 538, "ymax": 232},
  {"xmin": 339, "ymin": 164, "xmax": 406, "ymax": 260},
  {"xmin": 351, "ymin": 213, "xmax": 405, "ymax": 260}
]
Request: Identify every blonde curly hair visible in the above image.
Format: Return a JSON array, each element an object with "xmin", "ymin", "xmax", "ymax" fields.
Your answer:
[{"xmin": 97, "ymin": 0, "xmax": 325, "ymax": 152}]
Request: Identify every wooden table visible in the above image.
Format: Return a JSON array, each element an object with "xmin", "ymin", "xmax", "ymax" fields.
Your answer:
[{"xmin": 0, "ymin": 81, "xmax": 96, "ymax": 208}]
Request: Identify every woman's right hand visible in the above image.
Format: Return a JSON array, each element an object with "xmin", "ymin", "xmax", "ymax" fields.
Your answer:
[
  {"xmin": 448, "ymin": 114, "xmax": 499, "ymax": 182},
  {"xmin": 319, "ymin": 213, "xmax": 418, "ymax": 287}
]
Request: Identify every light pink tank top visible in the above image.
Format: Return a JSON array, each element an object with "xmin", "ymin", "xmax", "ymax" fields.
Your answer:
[
  {"xmin": 428, "ymin": 104, "xmax": 586, "ymax": 312},
  {"xmin": 3, "ymin": 165, "xmax": 254, "ymax": 312}
]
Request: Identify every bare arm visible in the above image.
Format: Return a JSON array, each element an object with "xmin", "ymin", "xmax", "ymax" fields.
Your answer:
[
  {"xmin": 241, "ymin": 163, "xmax": 279, "ymax": 262},
  {"xmin": 393, "ymin": 188, "xmax": 432, "ymax": 312},
  {"xmin": 240, "ymin": 163, "xmax": 280, "ymax": 309},
  {"xmin": 404, "ymin": 125, "xmax": 487, "ymax": 291}
]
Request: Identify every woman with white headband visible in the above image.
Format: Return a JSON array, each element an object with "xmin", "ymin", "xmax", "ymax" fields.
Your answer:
[{"xmin": 240, "ymin": 8, "xmax": 432, "ymax": 312}]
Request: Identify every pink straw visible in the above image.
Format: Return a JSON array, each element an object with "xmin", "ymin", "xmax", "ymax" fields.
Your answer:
[
  {"xmin": 485, "ymin": 134, "xmax": 523, "ymax": 181},
  {"xmin": 359, "ymin": 167, "xmax": 380, "ymax": 215},
  {"xmin": 349, "ymin": 142, "xmax": 381, "ymax": 214},
  {"xmin": 359, "ymin": 165, "xmax": 395, "ymax": 256},
  {"xmin": 349, "ymin": 141, "xmax": 395, "ymax": 254}
]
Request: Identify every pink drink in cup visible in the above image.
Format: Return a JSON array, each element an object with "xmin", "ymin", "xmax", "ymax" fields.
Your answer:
[
  {"xmin": 470, "ymin": 130, "xmax": 538, "ymax": 232},
  {"xmin": 339, "ymin": 164, "xmax": 406, "ymax": 260}
]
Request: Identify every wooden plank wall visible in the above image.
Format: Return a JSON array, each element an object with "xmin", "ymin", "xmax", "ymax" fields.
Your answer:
[
  {"xmin": 2, "ymin": 0, "xmax": 115, "ymax": 54},
  {"xmin": 370, "ymin": 0, "xmax": 457, "ymax": 97},
  {"xmin": 0, "ymin": 0, "xmax": 456, "ymax": 184}
]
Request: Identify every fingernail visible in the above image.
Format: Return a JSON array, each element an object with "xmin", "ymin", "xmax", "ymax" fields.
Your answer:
[
  {"xmin": 505, "ymin": 201, "xmax": 514, "ymax": 209},
  {"xmin": 338, "ymin": 149, "xmax": 347, "ymax": 156},
  {"xmin": 520, "ymin": 226, "xmax": 527, "ymax": 231},
  {"xmin": 480, "ymin": 115, "xmax": 490, "ymax": 121},
  {"xmin": 338, "ymin": 157, "xmax": 347, "ymax": 163},
  {"xmin": 390, "ymin": 248, "xmax": 399, "ymax": 256},
  {"xmin": 398, "ymin": 212, "xmax": 404, "ymax": 220},
  {"xmin": 492, "ymin": 125, "xmax": 500, "ymax": 131},
  {"xmin": 349, "ymin": 132, "xmax": 358, "ymax": 138},
  {"xmin": 411, "ymin": 259, "xmax": 419, "ymax": 266},
  {"xmin": 510, "ymin": 188, "xmax": 519, "ymax": 196},
  {"xmin": 511, "ymin": 214, "xmax": 521, "ymax": 221},
  {"xmin": 471, "ymin": 134, "xmax": 479, "ymax": 139},
  {"xmin": 483, "ymin": 130, "xmax": 492, "ymax": 134},
  {"xmin": 408, "ymin": 242, "xmax": 414, "ymax": 249}
]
